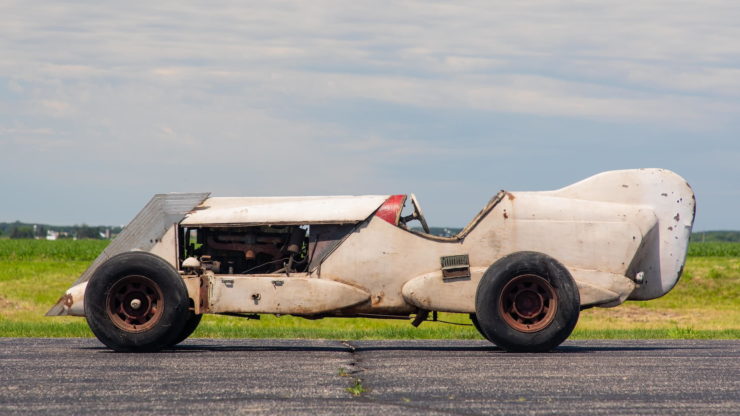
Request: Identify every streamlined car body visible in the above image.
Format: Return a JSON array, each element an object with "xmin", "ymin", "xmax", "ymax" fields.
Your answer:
[{"xmin": 48, "ymin": 168, "xmax": 695, "ymax": 352}]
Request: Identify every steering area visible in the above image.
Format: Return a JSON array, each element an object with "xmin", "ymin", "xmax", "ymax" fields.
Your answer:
[{"xmin": 400, "ymin": 193, "xmax": 430, "ymax": 233}]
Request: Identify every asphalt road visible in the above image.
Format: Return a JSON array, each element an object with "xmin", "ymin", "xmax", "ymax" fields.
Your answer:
[{"xmin": 0, "ymin": 338, "xmax": 737, "ymax": 415}]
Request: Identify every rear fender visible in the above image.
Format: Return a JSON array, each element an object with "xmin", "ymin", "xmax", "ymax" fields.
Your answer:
[{"xmin": 544, "ymin": 169, "xmax": 695, "ymax": 299}]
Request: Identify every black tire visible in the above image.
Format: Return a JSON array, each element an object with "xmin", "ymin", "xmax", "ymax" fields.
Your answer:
[
  {"xmin": 84, "ymin": 251, "xmax": 190, "ymax": 352},
  {"xmin": 469, "ymin": 313, "xmax": 493, "ymax": 342},
  {"xmin": 169, "ymin": 311, "xmax": 202, "ymax": 346},
  {"xmin": 475, "ymin": 251, "xmax": 580, "ymax": 352}
]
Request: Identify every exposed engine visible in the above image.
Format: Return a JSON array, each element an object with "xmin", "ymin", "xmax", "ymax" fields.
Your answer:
[{"xmin": 181, "ymin": 225, "xmax": 308, "ymax": 274}]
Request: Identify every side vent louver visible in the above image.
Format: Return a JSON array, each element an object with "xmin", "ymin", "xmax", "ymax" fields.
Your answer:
[{"xmin": 440, "ymin": 254, "xmax": 471, "ymax": 280}]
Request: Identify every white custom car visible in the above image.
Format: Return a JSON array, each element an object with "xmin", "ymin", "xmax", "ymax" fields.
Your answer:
[{"xmin": 48, "ymin": 168, "xmax": 695, "ymax": 352}]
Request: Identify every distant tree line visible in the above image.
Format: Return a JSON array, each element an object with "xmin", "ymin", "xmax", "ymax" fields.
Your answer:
[
  {"xmin": 690, "ymin": 231, "xmax": 740, "ymax": 242},
  {"xmin": 0, "ymin": 221, "xmax": 737, "ymax": 242},
  {"xmin": 412, "ymin": 227, "xmax": 740, "ymax": 242},
  {"xmin": 0, "ymin": 221, "xmax": 123, "ymax": 240}
]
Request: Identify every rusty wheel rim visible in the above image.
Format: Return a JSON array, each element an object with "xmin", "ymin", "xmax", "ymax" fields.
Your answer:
[
  {"xmin": 498, "ymin": 274, "xmax": 558, "ymax": 333},
  {"xmin": 106, "ymin": 275, "xmax": 164, "ymax": 333}
]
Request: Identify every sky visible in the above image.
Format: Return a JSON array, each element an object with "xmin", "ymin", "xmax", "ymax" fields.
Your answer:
[{"xmin": 1, "ymin": 1, "xmax": 738, "ymax": 231}]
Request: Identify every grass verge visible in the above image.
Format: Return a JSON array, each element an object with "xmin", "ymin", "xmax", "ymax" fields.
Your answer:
[{"xmin": 0, "ymin": 240, "xmax": 737, "ymax": 340}]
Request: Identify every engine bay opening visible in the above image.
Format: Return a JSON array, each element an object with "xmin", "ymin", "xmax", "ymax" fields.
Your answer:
[
  {"xmin": 178, "ymin": 223, "xmax": 357, "ymax": 275},
  {"xmin": 180, "ymin": 225, "xmax": 309, "ymax": 274}
]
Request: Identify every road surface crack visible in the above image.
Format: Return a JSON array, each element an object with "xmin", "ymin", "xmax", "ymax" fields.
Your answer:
[
  {"xmin": 337, "ymin": 341, "xmax": 483, "ymax": 415},
  {"xmin": 340, "ymin": 340, "xmax": 367, "ymax": 396}
]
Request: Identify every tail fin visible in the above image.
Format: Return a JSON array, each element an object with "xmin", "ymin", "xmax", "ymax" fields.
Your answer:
[{"xmin": 547, "ymin": 169, "xmax": 695, "ymax": 300}]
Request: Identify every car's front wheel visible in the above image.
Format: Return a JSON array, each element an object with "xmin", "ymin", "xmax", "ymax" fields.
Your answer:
[
  {"xmin": 84, "ymin": 252, "xmax": 190, "ymax": 352},
  {"xmin": 169, "ymin": 311, "xmax": 202, "ymax": 346},
  {"xmin": 475, "ymin": 251, "xmax": 580, "ymax": 352}
]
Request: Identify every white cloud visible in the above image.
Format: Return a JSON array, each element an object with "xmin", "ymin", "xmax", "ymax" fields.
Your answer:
[
  {"xmin": 0, "ymin": 1, "xmax": 738, "ymax": 228},
  {"xmin": 3, "ymin": 1, "xmax": 738, "ymax": 126},
  {"xmin": 38, "ymin": 99, "xmax": 73, "ymax": 116}
]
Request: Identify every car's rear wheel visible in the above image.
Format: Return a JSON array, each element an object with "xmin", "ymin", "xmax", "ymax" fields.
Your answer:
[
  {"xmin": 469, "ymin": 313, "xmax": 493, "ymax": 342},
  {"xmin": 475, "ymin": 251, "xmax": 580, "ymax": 352},
  {"xmin": 85, "ymin": 252, "xmax": 190, "ymax": 352}
]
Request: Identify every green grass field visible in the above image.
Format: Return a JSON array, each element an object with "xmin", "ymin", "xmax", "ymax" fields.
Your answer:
[{"xmin": 0, "ymin": 240, "xmax": 738, "ymax": 339}]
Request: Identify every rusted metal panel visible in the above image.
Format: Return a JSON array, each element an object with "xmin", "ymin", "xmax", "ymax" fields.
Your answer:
[
  {"xmin": 181, "ymin": 195, "xmax": 390, "ymax": 226},
  {"xmin": 207, "ymin": 274, "xmax": 370, "ymax": 314},
  {"xmin": 182, "ymin": 276, "xmax": 202, "ymax": 314},
  {"xmin": 45, "ymin": 192, "xmax": 209, "ymax": 316},
  {"xmin": 53, "ymin": 281, "xmax": 87, "ymax": 317}
]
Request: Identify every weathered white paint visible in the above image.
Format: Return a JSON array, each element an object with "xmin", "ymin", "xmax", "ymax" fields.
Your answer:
[
  {"xmin": 149, "ymin": 224, "xmax": 177, "ymax": 266},
  {"xmin": 50, "ymin": 168, "xmax": 694, "ymax": 320},
  {"xmin": 207, "ymin": 274, "xmax": 371, "ymax": 314},
  {"xmin": 58, "ymin": 281, "xmax": 87, "ymax": 317},
  {"xmin": 181, "ymin": 195, "xmax": 390, "ymax": 226},
  {"xmin": 318, "ymin": 169, "xmax": 692, "ymax": 314},
  {"xmin": 182, "ymin": 276, "xmax": 203, "ymax": 314},
  {"xmin": 318, "ymin": 209, "xmax": 646, "ymax": 313},
  {"xmin": 401, "ymin": 268, "xmax": 487, "ymax": 313},
  {"xmin": 570, "ymin": 269, "xmax": 636, "ymax": 307},
  {"xmin": 539, "ymin": 168, "xmax": 694, "ymax": 300},
  {"xmin": 400, "ymin": 268, "xmax": 637, "ymax": 313}
]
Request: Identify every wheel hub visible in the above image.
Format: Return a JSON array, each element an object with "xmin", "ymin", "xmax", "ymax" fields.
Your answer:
[
  {"xmin": 499, "ymin": 274, "xmax": 558, "ymax": 333},
  {"xmin": 129, "ymin": 298, "xmax": 143, "ymax": 310},
  {"xmin": 106, "ymin": 275, "xmax": 164, "ymax": 333},
  {"xmin": 513, "ymin": 290, "xmax": 543, "ymax": 318}
]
